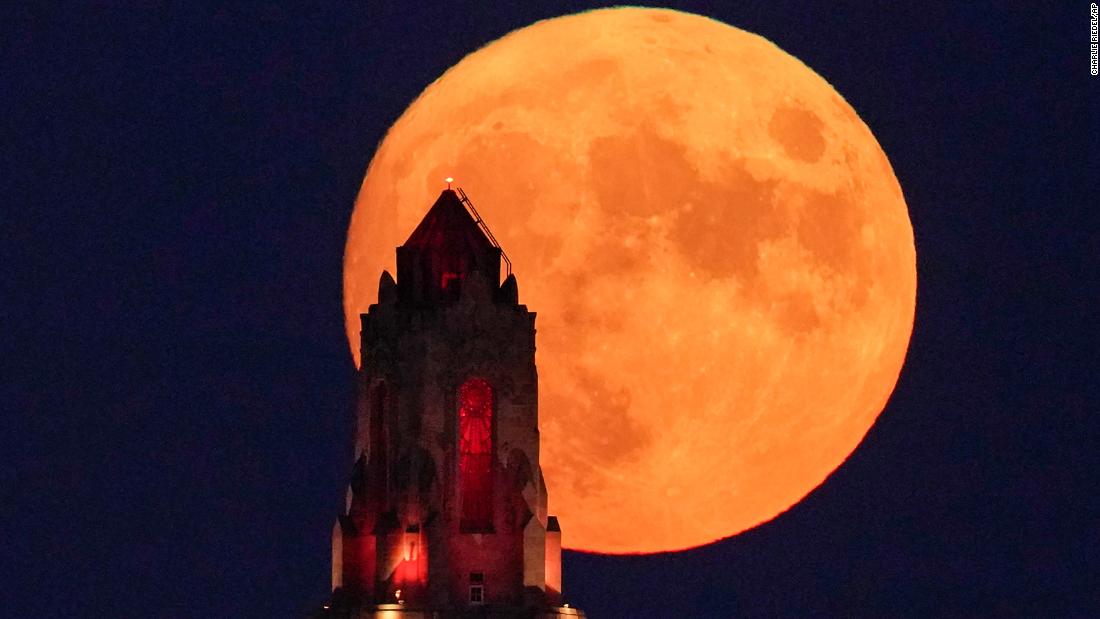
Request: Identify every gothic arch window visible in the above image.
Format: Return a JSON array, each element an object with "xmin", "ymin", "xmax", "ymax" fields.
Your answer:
[
  {"xmin": 369, "ymin": 382, "xmax": 389, "ymax": 490},
  {"xmin": 458, "ymin": 378, "xmax": 493, "ymax": 531}
]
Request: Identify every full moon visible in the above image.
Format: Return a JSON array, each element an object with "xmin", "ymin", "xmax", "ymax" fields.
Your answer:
[{"xmin": 344, "ymin": 8, "xmax": 915, "ymax": 554}]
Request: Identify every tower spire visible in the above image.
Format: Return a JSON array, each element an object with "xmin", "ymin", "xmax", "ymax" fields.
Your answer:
[{"xmin": 396, "ymin": 189, "xmax": 501, "ymax": 306}]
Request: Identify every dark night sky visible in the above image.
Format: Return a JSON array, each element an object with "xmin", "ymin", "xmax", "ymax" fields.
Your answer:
[{"xmin": 4, "ymin": 2, "xmax": 1096, "ymax": 617}]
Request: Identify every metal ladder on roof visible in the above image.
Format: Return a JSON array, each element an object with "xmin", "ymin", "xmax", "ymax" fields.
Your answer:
[{"xmin": 457, "ymin": 188, "xmax": 512, "ymax": 277}]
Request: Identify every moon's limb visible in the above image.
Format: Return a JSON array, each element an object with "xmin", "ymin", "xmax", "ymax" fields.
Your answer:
[{"xmin": 344, "ymin": 7, "xmax": 915, "ymax": 554}]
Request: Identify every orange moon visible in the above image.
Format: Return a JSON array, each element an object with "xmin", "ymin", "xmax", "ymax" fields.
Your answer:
[{"xmin": 344, "ymin": 8, "xmax": 915, "ymax": 554}]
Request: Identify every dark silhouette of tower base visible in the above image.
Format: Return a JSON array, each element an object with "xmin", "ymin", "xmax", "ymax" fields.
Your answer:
[{"xmin": 316, "ymin": 189, "xmax": 585, "ymax": 619}]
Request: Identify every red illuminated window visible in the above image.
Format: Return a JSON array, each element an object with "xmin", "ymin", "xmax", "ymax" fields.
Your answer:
[
  {"xmin": 458, "ymin": 378, "xmax": 493, "ymax": 531},
  {"xmin": 397, "ymin": 526, "xmax": 427, "ymax": 586},
  {"xmin": 441, "ymin": 271, "xmax": 461, "ymax": 289}
]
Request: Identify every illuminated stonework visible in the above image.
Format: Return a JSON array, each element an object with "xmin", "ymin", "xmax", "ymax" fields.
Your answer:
[{"xmin": 318, "ymin": 190, "xmax": 583, "ymax": 618}]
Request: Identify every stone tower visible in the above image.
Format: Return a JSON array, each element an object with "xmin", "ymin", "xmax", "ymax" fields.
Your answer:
[{"xmin": 321, "ymin": 189, "xmax": 583, "ymax": 619}]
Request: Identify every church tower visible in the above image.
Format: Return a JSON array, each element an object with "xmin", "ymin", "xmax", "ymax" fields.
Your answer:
[{"xmin": 321, "ymin": 188, "xmax": 583, "ymax": 618}]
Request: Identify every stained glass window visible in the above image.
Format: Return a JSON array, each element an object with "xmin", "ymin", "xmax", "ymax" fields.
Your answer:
[{"xmin": 458, "ymin": 378, "xmax": 493, "ymax": 531}]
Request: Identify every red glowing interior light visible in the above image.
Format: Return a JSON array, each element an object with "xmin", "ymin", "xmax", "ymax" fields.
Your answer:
[{"xmin": 458, "ymin": 378, "xmax": 493, "ymax": 531}]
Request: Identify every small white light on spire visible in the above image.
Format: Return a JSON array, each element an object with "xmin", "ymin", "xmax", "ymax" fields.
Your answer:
[{"xmin": 445, "ymin": 177, "xmax": 454, "ymax": 189}]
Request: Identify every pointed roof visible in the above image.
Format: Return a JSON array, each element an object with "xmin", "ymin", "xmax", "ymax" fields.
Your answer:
[{"xmin": 402, "ymin": 189, "xmax": 496, "ymax": 253}]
